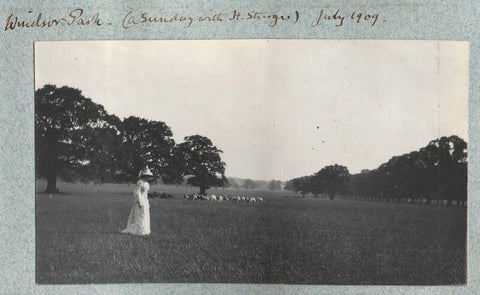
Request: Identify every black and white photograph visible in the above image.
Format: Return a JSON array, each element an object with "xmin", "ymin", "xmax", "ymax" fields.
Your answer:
[{"xmin": 35, "ymin": 40, "xmax": 468, "ymax": 284}]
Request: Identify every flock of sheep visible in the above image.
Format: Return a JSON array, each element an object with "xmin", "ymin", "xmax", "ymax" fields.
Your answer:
[{"xmin": 184, "ymin": 193, "xmax": 265, "ymax": 203}]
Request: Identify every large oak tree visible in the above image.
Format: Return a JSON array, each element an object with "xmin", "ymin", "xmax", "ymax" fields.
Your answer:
[{"xmin": 35, "ymin": 84, "xmax": 119, "ymax": 193}]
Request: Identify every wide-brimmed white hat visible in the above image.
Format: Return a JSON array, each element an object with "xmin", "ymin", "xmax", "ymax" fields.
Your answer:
[{"xmin": 138, "ymin": 166, "xmax": 154, "ymax": 179}]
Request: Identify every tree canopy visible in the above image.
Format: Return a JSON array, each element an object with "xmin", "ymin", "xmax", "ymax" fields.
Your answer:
[
  {"xmin": 35, "ymin": 84, "xmax": 222, "ymax": 192},
  {"xmin": 284, "ymin": 179, "xmax": 295, "ymax": 192},
  {"xmin": 35, "ymin": 84, "xmax": 119, "ymax": 192},
  {"xmin": 175, "ymin": 135, "xmax": 228, "ymax": 194},
  {"xmin": 115, "ymin": 116, "xmax": 180, "ymax": 183},
  {"xmin": 269, "ymin": 180, "xmax": 282, "ymax": 190},
  {"xmin": 293, "ymin": 176, "xmax": 312, "ymax": 197},
  {"xmin": 287, "ymin": 136, "xmax": 467, "ymax": 205},
  {"xmin": 315, "ymin": 165, "xmax": 350, "ymax": 200},
  {"xmin": 348, "ymin": 135, "xmax": 467, "ymax": 205}
]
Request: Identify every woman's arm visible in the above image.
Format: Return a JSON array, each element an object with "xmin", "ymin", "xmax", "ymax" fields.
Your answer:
[
  {"xmin": 134, "ymin": 181, "xmax": 143, "ymax": 207},
  {"xmin": 135, "ymin": 181, "xmax": 149, "ymax": 208}
]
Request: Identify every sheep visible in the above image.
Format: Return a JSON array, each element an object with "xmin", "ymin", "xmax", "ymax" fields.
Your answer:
[
  {"xmin": 257, "ymin": 197, "xmax": 265, "ymax": 202},
  {"xmin": 184, "ymin": 193, "xmax": 197, "ymax": 201},
  {"xmin": 193, "ymin": 193, "xmax": 205, "ymax": 201}
]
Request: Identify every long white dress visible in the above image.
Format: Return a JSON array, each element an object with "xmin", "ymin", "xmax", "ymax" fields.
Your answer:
[{"xmin": 121, "ymin": 179, "xmax": 151, "ymax": 235}]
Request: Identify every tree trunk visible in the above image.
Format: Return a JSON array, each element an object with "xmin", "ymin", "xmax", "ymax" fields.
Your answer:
[
  {"xmin": 199, "ymin": 185, "xmax": 206, "ymax": 195},
  {"xmin": 447, "ymin": 199, "xmax": 452, "ymax": 206}
]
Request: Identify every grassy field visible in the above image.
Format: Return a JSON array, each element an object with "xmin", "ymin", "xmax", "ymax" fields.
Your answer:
[{"xmin": 35, "ymin": 181, "xmax": 466, "ymax": 285}]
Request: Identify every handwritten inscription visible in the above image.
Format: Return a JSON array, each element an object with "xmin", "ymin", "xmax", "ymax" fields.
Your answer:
[
  {"xmin": 228, "ymin": 10, "xmax": 300, "ymax": 27},
  {"xmin": 122, "ymin": 11, "xmax": 194, "ymax": 29},
  {"xmin": 311, "ymin": 9, "xmax": 379, "ymax": 27},
  {"xmin": 121, "ymin": 10, "xmax": 300, "ymax": 29},
  {"xmin": 3, "ymin": 8, "xmax": 385, "ymax": 32},
  {"xmin": 4, "ymin": 8, "xmax": 103, "ymax": 31}
]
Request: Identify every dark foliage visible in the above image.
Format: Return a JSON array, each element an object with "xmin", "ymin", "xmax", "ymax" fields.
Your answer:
[
  {"xmin": 174, "ymin": 135, "xmax": 228, "ymax": 195},
  {"xmin": 35, "ymin": 84, "xmax": 119, "ymax": 192},
  {"xmin": 35, "ymin": 84, "xmax": 226, "ymax": 192},
  {"xmin": 287, "ymin": 136, "xmax": 467, "ymax": 206},
  {"xmin": 349, "ymin": 136, "xmax": 467, "ymax": 205},
  {"xmin": 115, "ymin": 116, "xmax": 180, "ymax": 184}
]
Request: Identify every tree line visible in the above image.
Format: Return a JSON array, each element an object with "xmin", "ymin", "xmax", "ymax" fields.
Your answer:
[
  {"xmin": 35, "ymin": 84, "xmax": 228, "ymax": 194},
  {"xmin": 285, "ymin": 136, "xmax": 467, "ymax": 206},
  {"xmin": 285, "ymin": 165, "xmax": 350, "ymax": 200},
  {"xmin": 226, "ymin": 178, "xmax": 283, "ymax": 190}
]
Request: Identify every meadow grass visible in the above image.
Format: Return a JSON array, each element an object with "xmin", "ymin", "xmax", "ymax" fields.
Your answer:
[{"xmin": 35, "ymin": 182, "xmax": 466, "ymax": 284}]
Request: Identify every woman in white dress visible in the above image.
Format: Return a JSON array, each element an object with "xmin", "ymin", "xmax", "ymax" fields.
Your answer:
[{"xmin": 121, "ymin": 167, "xmax": 153, "ymax": 235}]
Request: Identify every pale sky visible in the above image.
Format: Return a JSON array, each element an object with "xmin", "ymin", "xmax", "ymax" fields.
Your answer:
[{"xmin": 34, "ymin": 40, "xmax": 468, "ymax": 181}]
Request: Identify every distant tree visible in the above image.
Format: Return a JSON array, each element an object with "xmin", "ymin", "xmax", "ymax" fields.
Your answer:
[
  {"xmin": 269, "ymin": 180, "xmax": 282, "ymax": 190},
  {"xmin": 242, "ymin": 179, "xmax": 257, "ymax": 190},
  {"xmin": 293, "ymin": 176, "xmax": 312, "ymax": 198},
  {"xmin": 35, "ymin": 84, "xmax": 119, "ymax": 193},
  {"xmin": 227, "ymin": 178, "xmax": 240, "ymax": 189},
  {"xmin": 382, "ymin": 155, "xmax": 418, "ymax": 203},
  {"xmin": 284, "ymin": 179, "xmax": 295, "ymax": 192},
  {"xmin": 420, "ymin": 135, "xmax": 467, "ymax": 206},
  {"xmin": 350, "ymin": 169, "xmax": 371, "ymax": 200},
  {"xmin": 316, "ymin": 164, "xmax": 350, "ymax": 200},
  {"xmin": 452, "ymin": 161, "xmax": 467, "ymax": 206},
  {"xmin": 349, "ymin": 135, "xmax": 467, "ymax": 206},
  {"xmin": 398, "ymin": 151, "xmax": 430, "ymax": 203},
  {"xmin": 175, "ymin": 135, "xmax": 228, "ymax": 195},
  {"xmin": 309, "ymin": 173, "xmax": 325, "ymax": 198}
]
